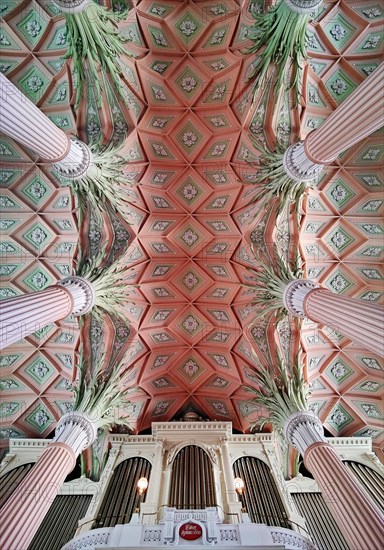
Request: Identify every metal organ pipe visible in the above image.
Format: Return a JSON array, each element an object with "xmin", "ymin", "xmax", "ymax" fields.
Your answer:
[
  {"xmin": 293, "ymin": 493, "xmax": 348, "ymax": 550},
  {"xmin": 169, "ymin": 446, "xmax": 216, "ymax": 509},
  {"xmin": 232, "ymin": 456, "xmax": 290, "ymax": 528},
  {"xmin": 345, "ymin": 461, "xmax": 384, "ymax": 512},
  {"xmin": 95, "ymin": 457, "xmax": 151, "ymax": 528},
  {"xmin": 28, "ymin": 495, "xmax": 92, "ymax": 550},
  {"xmin": 0, "ymin": 464, "xmax": 34, "ymax": 509}
]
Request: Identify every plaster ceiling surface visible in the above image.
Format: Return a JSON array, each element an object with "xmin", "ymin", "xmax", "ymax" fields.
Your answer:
[{"xmin": 0, "ymin": 0, "xmax": 383, "ymax": 458}]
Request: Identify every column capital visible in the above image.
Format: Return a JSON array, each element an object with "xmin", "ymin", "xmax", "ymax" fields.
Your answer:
[
  {"xmin": 284, "ymin": 0, "xmax": 323, "ymax": 14},
  {"xmin": 52, "ymin": 0, "xmax": 93, "ymax": 13},
  {"xmin": 283, "ymin": 279, "xmax": 319, "ymax": 317},
  {"xmin": 283, "ymin": 141, "xmax": 323, "ymax": 182},
  {"xmin": 58, "ymin": 276, "xmax": 95, "ymax": 315},
  {"xmin": 284, "ymin": 411, "xmax": 326, "ymax": 455},
  {"xmin": 53, "ymin": 138, "xmax": 92, "ymax": 180},
  {"xmin": 54, "ymin": 411, "xmax": 98, "ymax": 456}
]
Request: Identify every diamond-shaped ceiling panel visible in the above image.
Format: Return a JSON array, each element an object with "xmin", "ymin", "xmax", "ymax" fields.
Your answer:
[{"xmin": 1, "ymin": 0, "xmax": 383, "ymax": 456}]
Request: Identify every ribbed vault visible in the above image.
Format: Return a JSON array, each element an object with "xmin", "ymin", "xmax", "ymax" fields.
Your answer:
[{"xmin": 0, "ymin": 0, "xmax": 383, "ymax": 461}]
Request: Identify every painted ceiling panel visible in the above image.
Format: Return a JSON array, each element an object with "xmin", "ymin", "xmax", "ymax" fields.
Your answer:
[{"xmin": 0, "ymin": 0, "xmax": 383, "ymax": 457}]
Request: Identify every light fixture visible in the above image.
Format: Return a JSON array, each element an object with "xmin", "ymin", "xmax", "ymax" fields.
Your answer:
[
  {"xmin": 234, "ymin": 477, "xmax": 245, "ymax": 495},
  {"xmin": 137, "ymin": 477, "xmax": 148, "ymax": 496}
]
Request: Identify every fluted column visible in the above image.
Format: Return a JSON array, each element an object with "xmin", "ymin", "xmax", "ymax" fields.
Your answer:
[
  {"xmin": 219, "ymin": 438, "xmax": 242, "ymax": 522},
  {"xmin": 141, "ymin": 440, "xmax": 164, "ymax": 524},
  {"xmin": 283, "ymin": 279, "xmax": 384, "ymax": 356},
  {"xmin": 146, "ymin": 440, "xmax": 164, "ymax": 505},
  {"xmin": 0, "ymin": 276, "xmax": 95, "ymax": 350},
  {"xmin": 284, "ymin": 62, "xmax": 384, "ymax": 180},
  {"xmin": 0, "ymin": 73, "xmax": 92, "ymax": 178},
  {"xmin": 0, "ymin": 413, "xmax": 97, "ymax": 550},
  {"xmin": 305, "ymin": 443, "xmax": 384, "ymax": 550},
  {"xmin": 304, "ymin": 288, "xmax": 384, "ymax": 356},
  {"xmin": 220, "ymin": 438, "xmax": 237, "ymax": 504},
  {"xmin": 284, "ymin": 412, "xmax": 384, "ymax": 550},
  {"xmin": 161, "ymin": 462, "xmax": 173, "ymax": 510}
]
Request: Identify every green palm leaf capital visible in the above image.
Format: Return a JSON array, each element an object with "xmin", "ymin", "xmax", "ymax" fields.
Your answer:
[{"xmin": 244, "ymin": 354, "xmax": 310, "ymax": 435}]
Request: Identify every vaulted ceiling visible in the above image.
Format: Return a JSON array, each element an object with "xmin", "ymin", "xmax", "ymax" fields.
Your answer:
[{"xmin": 0, "ymin": 0, "xmax": 383, "ymax": 460}]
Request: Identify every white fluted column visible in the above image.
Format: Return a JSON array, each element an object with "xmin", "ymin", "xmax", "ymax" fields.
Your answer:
[
  {"xmin": 0, "ymin": 276, "xmax": 95, "ymax": 350},
  {"xmin": 141, "ymin": 440, "xmax": 164, "ymax": 524},
  {"xmin": 284, "ymin": 62, "xmax": 384, "ymax": 181},
  {"xmin": 0, "ymin": 73, "xmax": 92, "ymax": 178},
  {"xmin": 161, "ymin": 463, "xmax": 173, "ymax": 510},
  {"xmin": 220, "ymin": 438, "xmax": 237, "ymax": 503},
  {"xmin": 283, "ymin": 280, "xmax": 384, "ymax": 356},
  {"xmin": 0, "ymin": 413, "xmax": 97, "ymax": 550},
  {"xmin": 219, "ymin": 438, "xmax": 242, "ymax": 522},
  {"xmin": 145, "ymin": 440, "xmax": 164, "ymax": 504},
  {"xmin": 304, "ymin": 288, "xmax": 384, "ymax": 356},
  {"xmin": 284, "ymin": 412, "xmax": 384, "ymax": 550}
]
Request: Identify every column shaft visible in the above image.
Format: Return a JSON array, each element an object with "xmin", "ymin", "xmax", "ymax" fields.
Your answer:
[
  {"xmin": 0, "ymin": 413, "xmax": 96, "ymax": 549},
  {"xmin": 284, "ymin": 63, "xmax": 384, "ymax": 180},
  {"xmin": 304, "ymin": 288, "xmax": 384, "ymax": 356},
  {"xmin": 0, "ymin": 286, "xmax": 73, "ymax": 349},
  {"xmin": 146, "ymin": 442, "xmax": 164, "ymax": 505},
  {"xmin": 305, "ymin": 62, "xmax": 384, "ymax": 164},
  {"xmin": 304, "ymin": 442, "xmax": 384, "ymax": 550},
  {"xmin": 0, "ymin": 73, "xmax": 92, "ymax": 177},
  {"xmin": 0, "ymin": 443, "xmax": 76, "ymax": 550},
  {"xmin": 0, "ymin": 72, "xmax": 69, "ymax": 162},
  {"xmin": 220, "ymin": 439, "xmax": 237, "ymax": 504},
  {"xmin": 161, "ymin": 466, "xmax": 172, "ymax": 509},
  {"xmin": 0, "ymin": 277, "xmax": 95, "ymax": 350}
]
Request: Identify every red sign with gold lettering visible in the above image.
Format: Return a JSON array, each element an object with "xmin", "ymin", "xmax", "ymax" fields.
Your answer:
[{"xmin": 179, "ymin": 522, "xmax": 203, "ymax": 541}]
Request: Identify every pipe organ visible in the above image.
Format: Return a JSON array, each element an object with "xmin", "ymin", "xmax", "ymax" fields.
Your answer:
[
  {"xmin": 169, "ymin": 445, "xmax": 217, "ymax": 509},
  {"xmin": 0, "ymin": 463, "xmax": 33, "ymax": 509},
  {"xmin": 345, "ymin": 461, "xmax": 384, "ymax": 512},
  {"xmin": 232, "ymin": 456, "xmax": 290, "ymax": 529},
  {"xmin": 1, "ymin": 424, "xmax": 382, "ymax": 549},
  {"xmin": 95, "ymin": 457, "xmax": 151, "ymax": 528},
  {"xmin": 28, "ymin": 495, "xmax": 92, "ymax": 550},
  {"xmin": 292, "ymin": 493, "xmax": 348, "ymax": 550}
]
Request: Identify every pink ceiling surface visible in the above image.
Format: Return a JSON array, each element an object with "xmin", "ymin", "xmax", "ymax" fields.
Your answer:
[
  {"xmin": 1, "ymin": 0, "xmax": 383, "ymax": 456},
  {"xmin": 103, "ymin": 0, "xmax": 276, "ymax": 433},
  {"xmin": 105, "ymin": 0, "xmax": 384, "ymax": 443}
]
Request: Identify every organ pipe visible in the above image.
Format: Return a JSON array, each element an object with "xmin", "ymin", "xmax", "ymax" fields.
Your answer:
[
  {"xmin": 169, "ymin": 446, "xmax": 216, "ymax": 509},
  {"xmin": 345, "ymin": 461, "xmax": 384, "ymax": 512},
  {"xmin": 232, "ymin": 456, "xmax": 290, "ymax": 528},
  {"xmin": 95, "ymin": 457, "xmax": 151, "ymax": 528},
  {"xmin": 0, "ymin": 463, "xmax": 33, "ymax": 509},
  {"xmin": 28, "ymin": 495, "xmax": 92, "ymax": 550},
  {"xmin": 293, "ymin": 493, "xmax": 348, "ymax": 550}
]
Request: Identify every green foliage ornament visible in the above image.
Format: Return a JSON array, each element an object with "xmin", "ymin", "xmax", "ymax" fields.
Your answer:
[
  {"xmin": 76, "ymin": 249, "xmax": 134, "ymax": 323},
  {"xmin": 70, "ymin": 142, "xmax": 135, "ymax": 220},
  {"xmin": 245, "ymin": 245, "xmax": 303, "ymax": 321},
  {"xmin": 246, "ymin": 142, "xmax": 315, "ymax": 217},
  {"xmin": 246, "ymin": 0, "xmax": 322, "ymax": 103},
  {"xmin": 244, "ymin": 354, "xmax": 309, "ymax": 434},
  {"xmin": 73, "ymin": 351, "xmax": 132, "ymax": 431},
  {"xmin": 62, "ymin": 0, "xmax": 128, "ymax": 107}
]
